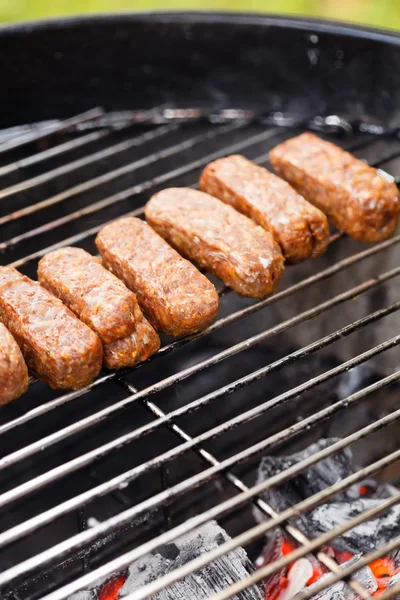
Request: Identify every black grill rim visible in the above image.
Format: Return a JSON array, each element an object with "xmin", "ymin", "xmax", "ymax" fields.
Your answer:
[{"xmin": 1, "ymin": 11, "xmax": 400, "ymax": 43}]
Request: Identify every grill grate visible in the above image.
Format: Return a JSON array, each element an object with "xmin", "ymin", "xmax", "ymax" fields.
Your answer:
[{"xmin": 1, "ymin": 109, "xmax": 400, "ymax": 600}]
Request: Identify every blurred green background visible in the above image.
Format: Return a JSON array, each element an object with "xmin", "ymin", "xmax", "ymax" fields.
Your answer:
[{"xmin": 1, "ymin": 0, "xmax": 400, "ymax": 29}]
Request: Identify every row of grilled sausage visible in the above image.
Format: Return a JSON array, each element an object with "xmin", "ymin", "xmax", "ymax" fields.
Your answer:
[{"xmin": 1, "ymin": 132, "xmax": 399, "ymax": 406}]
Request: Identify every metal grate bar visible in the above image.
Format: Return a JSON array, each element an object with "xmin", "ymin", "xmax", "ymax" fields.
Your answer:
[
  {"xmin": 16, "ymin": 377, "xmax": 400, "ymax": 600},
  {"xmin": 1, "ymin": 258, "xmax": 398, "ymax": 476},
  {"xmin": 0, "ymin": 108, "xmax": 105, "ymax": 155},
  {"xmin": 76, "ymin": 508, "xmax": 90, "ymax": 575},
  {"xmin": 294, "ymin": 537, "xmax": 400, "ymax": 600},
  {"xmin": 0, "ymin": 298, "xmax": 398, "ymax": 551},
  {"xmin": 0, "ymin": 123, "xmax": 274, "ymax": 254},
  {"xmin": 1, "ymin": 229, "xmax": 399, "ymax": 440},
  {"xmin": 1, "ymin": 125, "xmax": 379, "ymax": 266},
  {"xmin": 0, "ymin": 120, "xmax": 238, "ymax": 219},
  {"xmin": 66, "ymin": 492, "xmax": 400, "ymax": 600},
  {"xmin": 0, "ymin": 130, "xmax": 110, "ymax": 179},
  {"xmin": 0, "ymin": 105, "xmax": 171, "ymax": 178},
  {"xmin": 0, "ymin": 135, "xmax": 272, "ymax": 254},
  {"xmin": 123, "ymin": 507, "xmax": 400, "ymax": 600},
  {"xmin": 4, "ymin": 253, "xmax": 313, "ymax": 388},
  {"xmin": 0, "ymin": 120, "xmax": 178, "ymax": 223},
  {"xmin": 0, "ymin": 126, "xmax": 380, "ymax": 260},
  {"xmin": 2, "ymin": 114, "xmax": 400, "ymax": 600},
  {"xmin": 207, "ymin": 501, "xmax": 400, "ymax": 600},
  {"xmin": 0, "ymin": 122, "xmax": 60, "ymax": 145},
  {"xmin": 1, "ymin": 357, "xmax": 399, "ymax": 591},
  {"xmin": 123, "ymin": 381, "xmax": 372, "ymax": 600},
  {"xmin": 376, "ymin": 581, "xmax": 400, "ymax": 600},
  {"xmin": 112, "ymin": 446, "xmax": 400, "ymax": 600}
]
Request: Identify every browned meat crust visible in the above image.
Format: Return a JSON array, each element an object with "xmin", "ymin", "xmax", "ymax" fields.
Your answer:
[
  {"xmin": 0, "ymin": 322, "xmax": 29, "ymax": 406},
  {"xmin": 269, "ymin": 132, "xmax": 400, "ymax": 242},
  {"xmin": 38, "ymin": 247, "xmax": 139, "ymax": 344},
  {"xmin": 103, "ymin": 301, "xmax": 160, "ymax": 370},
  {"xmin": 200, "ymin": 154, "xmax": 330, "ymax": 264},
  {"xmin": 96, "ymin": 217, "xmax": 219, "ymax": 336},
  {"xmin": 145, "ymin": 188, "xmax": 285, "ymax": 298},
  {"xmin": 0, "ymin": 267, "xmax": 103, "ymax": 389}
]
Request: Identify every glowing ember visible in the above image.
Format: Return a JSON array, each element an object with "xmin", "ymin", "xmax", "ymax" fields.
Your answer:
[
  {"xmin": 97, "ymin": 574, "xmax": 127, "ymax": 600},
  {"xmin": 305, "ymin": 554, "xmax": 327, "ymax": 585},
  {"xmin": 370, "ymin": 558, "xmax": 398, "ymax": 595},
  {"xmin": 255, "ymin": 439, "xmax": 400, "ymax": 599},
  {"xmin": 334, "ymin": 550, "xmax": 354, "ymax": 564},
  {"xmin": 259, "ymin": 536, "xmax": 400, "ymax": 600},
  {"xmin": 281, "ymin": 539, "xmax": 296, "ymax": 556},
  {"xmin": 277, "ymin": 558, "xmax": 313, "ymax": 600}
]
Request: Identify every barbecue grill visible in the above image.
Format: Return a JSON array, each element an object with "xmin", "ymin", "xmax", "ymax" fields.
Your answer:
[{"xmin": 2, "ymin": 11, "xmax": 400, "ymax": 600}]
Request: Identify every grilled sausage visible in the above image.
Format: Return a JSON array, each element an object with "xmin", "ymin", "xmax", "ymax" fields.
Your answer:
[
  {"xmin": 0, "ymin": 267, "xmax": 103, "ymax": 389},
  {"xmin": 96, "ymin": 217, "xmax": 219, "ymax": 336},
  {"xmin": 103, "ymin": 302, "xmax": 160, "ymax": 370},
  {"xmin": 269, "ymin": 132, "xmax": 400, "ymax": 242},
  {"xmin": 145, "ymin": 188, "xmax": 285, "ymax": 298},
  {"xmin": 0, "ymin": 322, "xmax": 29, "ymax": 406},
  {"xmin": 38, "ymin": 247, "xmax": 139, "ymax": 344},
  {"xmin": 200, "ymin": 154, "xmax": 330, "ymax": 263}
]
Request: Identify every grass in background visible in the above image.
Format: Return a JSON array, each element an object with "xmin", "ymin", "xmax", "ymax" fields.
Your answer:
[{"xmin": 1, "ymin": 0, "xmax": 400, "ymax": 30}]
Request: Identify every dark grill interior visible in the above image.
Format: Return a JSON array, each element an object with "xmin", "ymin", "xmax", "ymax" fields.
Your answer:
[{"xmin": 1, "ymin": 63, "xmax": 400, "ymax": 600}]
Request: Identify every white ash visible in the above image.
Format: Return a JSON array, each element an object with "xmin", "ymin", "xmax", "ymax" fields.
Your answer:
[{"xmin": 308, "ymin": 499, "xmax": 400, "ymax": 554}]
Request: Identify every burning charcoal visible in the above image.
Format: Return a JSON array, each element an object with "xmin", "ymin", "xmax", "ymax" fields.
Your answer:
[
  {"xmin": 388, "ymin": 572, "xmax": 400, "ymax": 599},
  {"xmin": 259, "ymin": 531, "xmax": 377, "ymax": 600},
  {"xmin": 257, "ymin": 529, "xmax": 287, "ymax": 599},
  {"xmin": 303, "ymin": 554, "xmax": 377, "ymax": 600},
  {"xmin": 254, "ymin": 439, "xmax": 400, "ymax": 556},
  {"xmin": 69, "ymin": 521, "xmax": 263, "ymax": 600},
  {"xmin": 253, "ymin": 438, "xmax": 356, "ymax": 529},
  {"xmin": 355, "ymin": 478, "xmax": 399, "ymax": 500},
  {"xmin": 258, "ymin": 529, "xmax": 329, "ymax": 599},
  {"xmin": 342, "ymin": 554, "xmax": 377, "ymax": 599},
  {"xmin": 367, "ymin": 549, "xmax": 400, "ymax": 595},
  {"xmin": 119, "ymin": 521, "xmax": 263, "ymax": 599},
  {"xmin": 98, "ymin": 575, "xmax": 127, "ymax": 600},
  {"xmin": 307, "ymin": 499, "xmax": 400, "ymax": 554},
  {"xmin": 277, "ymin": 558, "xmax": 313, "ymax": 600},
  {"xmin": 308, "ymin": 581, "xmax": 346, "ymax": 600}
]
